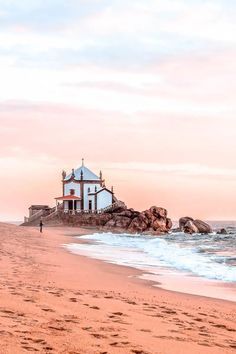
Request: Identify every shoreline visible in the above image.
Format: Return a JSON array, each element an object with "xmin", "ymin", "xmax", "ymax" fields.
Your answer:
[
  {"xmin": 65, "ymin": 231, "xmax": 236, "ymax": 303},
  {"xmin": 0, "ymin": 223, "xmax": 235, "ymax": 353}
]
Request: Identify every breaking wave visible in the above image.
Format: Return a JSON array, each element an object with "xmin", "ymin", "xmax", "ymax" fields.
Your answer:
[{"xmin": 66, "ymin": 231, "xmax": 236, "ymax": 283}]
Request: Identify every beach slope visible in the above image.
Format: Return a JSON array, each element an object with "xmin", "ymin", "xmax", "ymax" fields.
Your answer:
[{"xmin": 0, "ymin": 223, "xmax": 235, "ymax": 354}]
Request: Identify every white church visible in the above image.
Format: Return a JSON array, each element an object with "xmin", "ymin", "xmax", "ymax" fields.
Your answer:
[{"xmin": 55, "ymin": 160, "xmax": 115, "ymax": 213}]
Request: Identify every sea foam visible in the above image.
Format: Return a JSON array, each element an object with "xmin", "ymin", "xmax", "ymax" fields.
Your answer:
[{"xmin": 66, "ymin": 232, "xmax": 236, "ymax": 283}]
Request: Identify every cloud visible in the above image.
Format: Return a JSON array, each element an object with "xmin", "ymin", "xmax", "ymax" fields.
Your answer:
[
  {"xmin": 1, "ymin": 0, "xmax": 236, "ymax": 71},
  {"xmin": 103, "ymin": 162, "xmax": 236, "ymax": 180},
  {"xmin": 0, "ymin": 0, "xmax": 236, "ymax": 219}
]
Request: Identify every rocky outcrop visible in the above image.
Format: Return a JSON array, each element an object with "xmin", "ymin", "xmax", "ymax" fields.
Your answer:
[
  {"xmin": 127, "ymin": 206, "xmax": 172, "ymax": 234},
  {"xmin": 57, "ymin": 205, "xmax": 172, "ymax": 234},
  {"xmin": 217, "ymin": 228, "xmax": 227, "ymax": 235},
  {"xmin": 179, "ymin": 217, "xmax": 212, "ymax": 234},
  {"xmin": 105, "ymin": 215, "xmax": 132, "ymax": 229},
  {"xmin": 179, "ymin": 217, "xmax": 194, "ymax": 230},
  {"xmin": 183, "ymin": 220, "xmax": 199, "ymax": 234}
]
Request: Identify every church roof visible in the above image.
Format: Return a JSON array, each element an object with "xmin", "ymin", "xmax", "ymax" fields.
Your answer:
[
  {"xmin": 55, "ymin": 195, "xmax": 81, "ymax": 200},
  {"xmin": 88, "ymin": 187, "xmax": 113, "ymax": 195},
  {"xmin": 64, "ymin": 164, "xmax": 100, "ymax": 181}
]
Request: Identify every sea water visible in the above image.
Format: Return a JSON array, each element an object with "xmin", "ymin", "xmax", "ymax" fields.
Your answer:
[{"xmin": 65, "ymin": 221, "xmax": 236, "ymax": 300}]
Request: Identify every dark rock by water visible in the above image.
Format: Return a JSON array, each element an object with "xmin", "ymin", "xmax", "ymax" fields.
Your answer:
[
  {"xmin": 217, "ymin": 228, "xmax": 228, "ymax": 235},
  {"xmin": 179, "ymin": 217, "xmax": 212, "ymax": 234}
]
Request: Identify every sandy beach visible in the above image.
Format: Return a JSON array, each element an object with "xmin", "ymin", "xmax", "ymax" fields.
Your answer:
[{"xmin": 0, "ymin": 223, "xmax": 235, "ymax": 354}]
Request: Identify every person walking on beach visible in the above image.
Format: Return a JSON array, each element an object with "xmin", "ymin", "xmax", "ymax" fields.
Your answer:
[{"xmin": 39, "ymin": 220, "xmax": 43, "ymax": 233}]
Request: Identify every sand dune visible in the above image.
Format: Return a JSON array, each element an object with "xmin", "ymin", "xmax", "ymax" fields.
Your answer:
[{"xmin": 0, "ymin": 222, "xmax": 235, "ymax": 354}]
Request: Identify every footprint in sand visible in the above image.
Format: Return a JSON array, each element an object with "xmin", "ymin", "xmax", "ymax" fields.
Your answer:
[
  {"xmin": 41, "ymin": 308, "xmax": 55, "ymax": 312},
  {"xmin": 90, "ymin": 333, "xmax": 107, "ymax": 339},
  {"xmin": 48, "ymin": 325, "xmax": 67, "ymax": 332},
  {"xmin": 21, "ymin": 346, "xmax": 39, "ymax": 352},
  {"xmin": 197, "ymin": 341, "xmax": 212, "ymax": 347},
  {"xmin": 32, "ymin": 339, "xmax": 47, "ymax": 345},
  {"xmin": 43, "ymin": 346, "xmax": 54, "ymax": 351},
  {"xmin": 126, "ymin": 300, "xmax": 137, "ymax": 305},
  {"xmin": 63, "ymin": 315, "xmax": 79, "ymax": 323},
  {"xmin": 112, "ymin": 312, "xmax": 125, "ymax": 316},
  {"xmin": 24, "ymin": 298, "xmax": 36, "ymax": 303},
  {"xmin": 90, "ymin": 306, "xmax": 100, "ymax": 310}
]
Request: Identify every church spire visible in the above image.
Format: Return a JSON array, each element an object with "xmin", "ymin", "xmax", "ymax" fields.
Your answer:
[
  {"xmin": 62, "ymin": 170, "xmax": 66, "ymax": 180},
  {"xmin": 82, "ymin": 158, "xmax": 84, "ymax": 167}
]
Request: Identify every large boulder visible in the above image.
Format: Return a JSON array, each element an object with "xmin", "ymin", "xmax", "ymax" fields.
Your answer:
[
  {"xmin": 125, "ymin": 206, "xmax": 171, "ymax": 234},
  {"xmin": 166, "ymin": 218, "xmax": 173, "ymax": 230},
  {"xmin": 179, "ymin": 217, "xmax": 212, "ymax": 234},
  {"xmin": 149, "ymin": 206, "xmax": 167, "ymax": 219},
  {"xmin": 217, "ymin": 228, "xmax": 227, "ymax": 235},
  {"xmin": 128, "ymin": 214, "xmax": 149, "ymax": 233},
  {"xmin": 183, "ymin": 220, "xmax": 199, "ymax": 234},
  {"xmin": 193, "ymin": 220, "xmax": 212, "ymax": 234},
  {"xmin": 179, "ymin": 217, "xmax": 194, "ymax": 231},
  {"xmin": 116, "ymin": 209, "xmax": 139, "ymax": 219},
  {"xmin": 106, "ymin": 215, "xmax": 131, "ymax": 229}
]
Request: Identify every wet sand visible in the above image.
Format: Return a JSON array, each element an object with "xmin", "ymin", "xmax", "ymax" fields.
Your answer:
[{"xmin": 0, "ymin": 222, "xmax": 235, "ymax": 354}]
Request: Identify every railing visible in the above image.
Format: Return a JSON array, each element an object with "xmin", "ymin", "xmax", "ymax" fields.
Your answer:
[
  {"xmin": 62, "ymin": 201, "xmax": 124, "ymax": 215},
  {"xmin": 63, "ymin": 209, "xmax": 92, "ymax": 214},
  {"xmin": 42, "ymin": 207, "xmax": 58, "ymax": 221},
  {"xmin": 99, "ymin": 201, "xmax": 125, "ymax": 213}
]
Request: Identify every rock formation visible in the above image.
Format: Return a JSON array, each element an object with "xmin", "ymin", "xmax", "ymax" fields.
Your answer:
[
  {"xmin": 217, "ymin": 228, "xmax": 227, "ymax": 235},
  {"xmin": 58, "ymin": 205, "xmax": 172, "ymax": 234},
  {"xmin": 179, "ymin": 217, "xmax": 212, "ymax": 234}
]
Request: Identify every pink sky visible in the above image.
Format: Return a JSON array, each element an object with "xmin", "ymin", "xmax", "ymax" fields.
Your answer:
[{"xmin": 0, "ymin": 0, "xmax": 236, "ymax": 221}]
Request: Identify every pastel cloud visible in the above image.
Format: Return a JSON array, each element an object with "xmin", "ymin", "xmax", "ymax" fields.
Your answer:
[{"xmin": 0, "ymin": 0, "xmax": 236, "ymax": 220}]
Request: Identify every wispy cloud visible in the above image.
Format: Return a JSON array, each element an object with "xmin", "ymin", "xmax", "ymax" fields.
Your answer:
[
  {"xmin": 0, "ymin": 0, "xmax": 236, "ymax": 219},
  {"xmin": 102, "ymin": 162, "xmax": 236, "ymax": 180}
]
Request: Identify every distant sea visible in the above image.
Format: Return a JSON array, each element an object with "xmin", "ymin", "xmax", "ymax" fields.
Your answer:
[
  {"xmin": 5, "ymin": 221, "xmax": 22, "ymax": 226},
  {"xmin": 66, "ymin": 221, "xmax": 236, "ymax": 301}
]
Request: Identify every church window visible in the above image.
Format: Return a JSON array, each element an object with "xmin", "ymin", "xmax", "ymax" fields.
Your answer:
[
  {"xmin": 70, "ymin": 189, "xmax": 75, "ymax": 195},
  {"xmin": 88, "ymin": 187, "xmax": 91, "ymax": 193}
]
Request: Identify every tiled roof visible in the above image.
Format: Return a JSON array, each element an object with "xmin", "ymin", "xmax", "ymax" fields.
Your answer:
[
  {"xmin": 65, "ymin": 165, "xmax": 100, "ymax": 181},
  {"xmin": 55, "ymin": 195, "xmax": 81, "ymax": 200}
]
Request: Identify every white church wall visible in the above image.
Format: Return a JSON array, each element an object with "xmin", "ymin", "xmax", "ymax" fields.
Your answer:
[
  {"xmin": 64, "ymin": 182, "xmax": 80, "ymax": 196},
  {"xmin": 97, "ymin": 190, "xmax": 113, "ymax": 210},
  {"xmin": 88, "ymin": 195, "xmax": 95, "ymax": 211},
  {"xmin": 83, "ymin": 183, "xmax": 101, "ymax": 210}
]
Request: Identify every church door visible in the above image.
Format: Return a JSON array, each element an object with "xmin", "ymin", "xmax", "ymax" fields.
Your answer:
[{"xmin": 68, "ymin": 200, "xmax": 73, "ymax": 210}]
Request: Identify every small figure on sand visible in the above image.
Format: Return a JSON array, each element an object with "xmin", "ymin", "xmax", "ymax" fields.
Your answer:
[{"xmin": 39, "ymin": 220, "xmax": 43, "ymax": 233}]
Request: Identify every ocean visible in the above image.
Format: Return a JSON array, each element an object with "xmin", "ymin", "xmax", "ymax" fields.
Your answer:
[{"xmin": 66, "ymin": 221, "xmax": 236, "ymax": 301}]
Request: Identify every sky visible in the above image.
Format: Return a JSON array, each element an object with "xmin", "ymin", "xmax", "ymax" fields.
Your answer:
[{"xmin": 0, "ymin": 0, "xmax": 236, "ymax": 221}]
